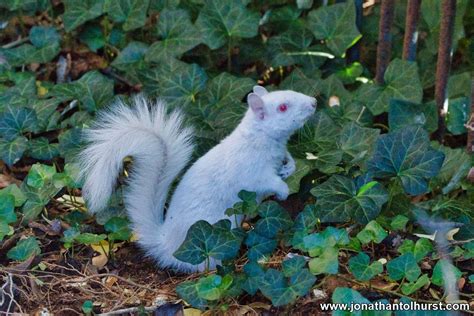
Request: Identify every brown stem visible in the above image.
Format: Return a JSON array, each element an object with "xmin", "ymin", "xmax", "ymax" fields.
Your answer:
[
  {"xmin": 434, "ymin": 0, "xmax": 457, "ymax": 142},
  {"xmin": 402, "ymin": 0, "xmax": 421, "ymax": 61},
  {"xmin": 375, "ymin": 0, "xmax": 395, "ymax": 84}
]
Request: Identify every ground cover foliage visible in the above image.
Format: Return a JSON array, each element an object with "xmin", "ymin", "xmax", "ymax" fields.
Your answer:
[{"xmin": 0, "ymin": 0, "xmax": 473, "ymax": 314}]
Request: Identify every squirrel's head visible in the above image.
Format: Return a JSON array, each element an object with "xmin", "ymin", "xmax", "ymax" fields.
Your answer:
[{"xmin": 246, "ymin": 85, "xmax": 317, "ymax": 138}]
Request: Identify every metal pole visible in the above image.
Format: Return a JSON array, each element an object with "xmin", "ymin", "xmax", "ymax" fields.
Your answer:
[
  {"xmin": 402, "ymin": 0, "xmax": 422, "ymax": 61},
  {"xmin": 375, "ymin": 0, "xmax": 395, "ymax": 84},
  {"xmin": 434, "ymin": 0, "xmax": 457, "ymax": 141}
]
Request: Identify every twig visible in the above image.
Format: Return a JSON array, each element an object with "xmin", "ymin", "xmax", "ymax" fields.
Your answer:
[
  {"xmin": 434, "ymin": 0, "xmax": 457, "ymax": 142},
  {"xmin": 375, "ymin": 0, "xmax": 395, "ymax": 84},
  {"xmin": 96, "ymin": 305, "xmax": 160, "ymax": 316},
  {"xmin": 402, "ymin": 0, "xmax": 421, "ymax": 61},
  {"xmin": 1, "ymin": 36, "xmax": 29, "ymax": 49}
]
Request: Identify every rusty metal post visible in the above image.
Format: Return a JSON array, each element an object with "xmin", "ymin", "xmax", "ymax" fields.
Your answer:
[
  {"xmin": 467, "ymin": 81, "xmax": 474, "ymax": 154},
  {"xmin": 434, "ymin": 0, "xmax": 457, "ymax": 141},
  {"xmin": 402, "ymin": 0, "xmax": 422, "ymax": 61},
  {"xmin": 375, "ymin": 0, "xmax": 395, "ymax": 84}
]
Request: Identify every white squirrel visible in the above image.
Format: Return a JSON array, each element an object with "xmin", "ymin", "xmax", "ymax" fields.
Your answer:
[{"xmin": 79, "ymin": 86, "xmax": 316, "ymax": 272}]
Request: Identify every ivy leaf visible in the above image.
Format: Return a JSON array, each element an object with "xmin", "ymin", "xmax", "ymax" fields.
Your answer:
[
  {"xmin": 431, "ymin": 144, "xmax": 470, "ymax": 194},
  {"xmin": 145, "ymin": 9, "xmax": 202, "ymax": 62},
  {"xmin": 0, "ymin": 106, "xmax": 38, "ymax": 140},
  {"xmin": 225, "ymin": 190, "xmax": 259, "ymax": 218},
  {"xmin": 26, "ymin": 163, "xmax": 57, "ymax": 189},
  {"xmin": 254, "ymin": 201, "xmax": 292, "ymax": 239},
  {"xmin": 75, "ymin": 233, "xmax": 107, "ymax": 244},
  {"xmin": 267, "ymin": 22, "xmax": 327, "ymax": 69},
  {"xmin": 282, "ymin": 255, "xmax": 306, "ymax": 277},
  {"xmin": 0, "ymin": 136, "xmax": 28, "ymax": 166},
  {"xmin": 195, "ymin": 0, "xmax": 260, "ymax": 50},
  {"xmin": 431, "ymin": 259, "xmax": 462, "ymax": 286},
  {"xmin": 446, "ymin": 97, "xmax": 470, "ymax": 135},
  {"xmin": 28, "ymin": 138, "xmax": 59, "ymax": 161},
  {"xmin": 286, "ymin": 159, "xmax": 311, "ymax": 194},
  {"xmin": 2, "ymin": 41, "xmax": 60, "ymax": 66},
  {"xmin": 368, "ymin": 126, "xmax": 445, "ymax": 195},
  {"xmin": 105, "ymin": 217, "xmax": 132, "ymax": 241},
  {"xmin": 106, "ymin": 0, "xmax": 150, "ymax": 31},
  {"xmin": 339, "ymin": 122, "xmax": 380, "ymax": 165},
  {"xmin": 176, "ymin": 280, "xmax": 207, "ymax": 309},
  {"xmin": 79, "ymin": 24, "xmax": 105, "ymax": 52},
  {"xmin": 29, "ymin": 26, "xmax": 60, "ymax": 48},
  {"xmin": 259, "ymin": 268, "xmax": 316, "ymax": 307},
  {"xmin": 388, "ymin": 99, "xmax": 438, "ymax": 132},
  {"xmin": 308, "ymin": 246, "xmax": 339, "ymax": 275},
  {"xmin": 356, "ymin": 59, "xmax": 423, "ymax": 115},
  {"xmin": 307, "ymin": 1, "xmax": 361, "ymax": 56},
  {"xmin": 311, "ymin": 175, "xmax": 388, "ymax": 224},
  {"xmin": 142, "ymin": 62, "xmax": 208, "ymax": 107},
  {"xmin": 348, "ymin": 252, "xmax": 383, "ymax": 281},
  {"xmin": 196, "ymin": 274, "xmax": 232, "ymax": 300},
  {"xmin": 111, "ymin": 41, "xmax": 149, "ymax": 71},
  {"xmin": 62, "ymin": 0, "xmax": 106, "ymax": 32},
  {"xmin": 0, "ymin": 194, "xmax": 17, "ymax": 224},
  {"xmin": 390, "ymin": 215, "xmax": 409, "ymax": 231},
  {"xmin": 51, "ymin": 71, "xmax": 114, "ymax": 112},
  {"xmin": 7, "ymin": 237, "xmax": 41, "ymax": 261},
  {"xmin": 0, "ymin": 184, "xmax": 26, "ymax": 207},
  {"xmin": 356, "ymin": 220, "xmax": 388, "ymax": 244},
  {"xmin": 303, "ymin": 227, "xmax": 349, "ymax": 256},
  {"xmin": 332, "ymin": 287, "xmax": 370, "ymax": 306},
  {"xmin": 401, "ymin": 274, "xmax": 430, "ymax": 295},
  {"xmin": 387, "ymin": 253, "xmax": 421, "ymax": 282},
  {"xmin": 173, "ymin": 220, "xmax": 242, "ymax": 265},
  {"xmin": 245, "ymin": 231, "xmax": 277, "ymax": 261},
  {"xmin": 242, "ymin": 261, "xmax": 265, "ymax": 295}
]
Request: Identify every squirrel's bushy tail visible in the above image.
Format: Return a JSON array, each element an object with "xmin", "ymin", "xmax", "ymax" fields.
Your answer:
[{"xmin": 79, "ymin": 95, "xmax": 194, "ymax": 248}]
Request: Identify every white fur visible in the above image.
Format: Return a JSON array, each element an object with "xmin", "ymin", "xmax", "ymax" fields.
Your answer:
[{"xmin": 80, "ymin": 88, "xmax": 316, "ymax": 272}]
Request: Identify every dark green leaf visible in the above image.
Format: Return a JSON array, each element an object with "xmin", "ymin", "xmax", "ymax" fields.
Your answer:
[
  {"xmin": 348, "ymin": 252, "xmax": 383, "ymax": 281},
  {"xmin": 106, "ymin": 0, "xmax": 150, "ymax": 31},
  {"xmin": 176, "ymin": 280, "xmax": 207, "ymax": 309},
  {"xmin": 195, "ymin": 0, "xmax": 260, "ymax": 50},
  {"xmin": 282, "ymin": 255, "xmax": 306, "ymax": 277},
  {"xmin": 307, "ymin": 1, "xmax": 361, "ymax": 56},
  {"xmin": 254, "ymin": 201, "xmax": 292, "ymax": 238},
  {"xmin": 0, "ymin": 194, "xmax": 17, "ymax": 224},
  {"xmin": 446, "ymin": 97, "xmax": 470, "ymax": 135},
  {"xmin": 245, "ymin": 231, "xmax": 277, "ymax": 261},
  {"xmin": 29, "ymin": 26, "xmax": 60, "ymax": 48},
  {"xmin": 0, "ymin": 106, "xmax": 38, "ymax": 139},
  {"xmin": 308, "ymin": 246, "xmax": 339, "ymax": 275},
  {"xmin": 62, "ymin": 0, "xmax": 106, "ymax": 32},
  {"xmin": 431, "ymin": 259, "xmax": 462, "ymax": 286},
  {"xmin": 387, "ymin": 253, "xmax": 421, "ymax": 282},
  {"xmin": 0, "ymin": 136, "xmax": 28, "ymax": 166},
  {"xmin": 368, "ymin": 126, "xmax": 445, "ymax": 195},
  {"xmin": 28, "ymin": 138, "xmax": 59, "ymax": 160},
  {"xmin": 388, "ymin": 99, "xmax": 438, "ymax": 132},
  {"xmin": 0, "ymin": 184, "xmax": 26, "ymax": 207},
  {"xmin": 339, "ymin": 122, "xmax": 380, "ymax": 165},
  {"xmin": 401, "ymin": 274, "xmax": 430, "ymax": 295},
  {"xmin": 7, "ymin": 237, "xmax": 41, "ymax": 261},
  {"xmin": 356, "ymin": 220, "xmax": 387, "ymax": 244}
]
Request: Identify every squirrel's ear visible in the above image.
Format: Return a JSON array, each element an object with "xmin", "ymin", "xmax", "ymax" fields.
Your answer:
[
  {"xmin": 253, "ymin": 85, "xmax": 268, "ymax": 96},
  {"xmin": 248, "ymin": 93, "xmax": 265, "ymax": 120}
]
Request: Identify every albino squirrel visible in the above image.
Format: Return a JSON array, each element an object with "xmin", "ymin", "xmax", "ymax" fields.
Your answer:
[{"xmin": 80, "ymin": 86, "xmax": 316, "ymax": 272}]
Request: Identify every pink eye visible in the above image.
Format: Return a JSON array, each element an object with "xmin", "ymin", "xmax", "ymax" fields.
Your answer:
[{"xmin": 278, "ymin": 104, "xmax": 288, "ymax": 112}]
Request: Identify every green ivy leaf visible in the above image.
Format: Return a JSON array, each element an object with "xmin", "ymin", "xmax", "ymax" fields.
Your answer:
[
  {"xmin": 62, "ymin": 0, "xmax": 106, "ymax": 32},
  {"xmin": 332, "ymin": 287, "xmax": 370, "ymax": 308},
  {"xmin": 0, "ymin": 136, "xmax": 28, "ymax": 166},
  {"xmin": 74, "ymin": 233, "xmax": 107, "ymax": 244},
  {"xmin": 368, "ymin": 126, "xmax": 445, "ymax": 195},
  {"xmin": 307, "ymin": 1, "xmax": 361, "ymax": 56},
  {"xmin": 387, "ymin": 253, "xmax": 421, "ymax": 282},
  {"xmin": 195, "ymin": 0, "xmax": 260, "ymax": 50},
  {"xmin": 0, "ymin": 184, "xmax": 26, "ymax": 207},
  {"xmin": 401, "ymin": 274, "xmax": 430, "ymax": 295},
  {"xmin": 303, "ymin": 226, "xmax": 349, "ymax": 256},
  {"xmin": 0, "ymin": 194, "xmax": 17, "ymax": 224},
  {"xmin": 111, "ymin": 41, "xmax": 149, "ymax": 70},
  {"xmin": 311, "ymin": 175, "xmax": 388, "ymax": 224},
  {"xmin": 106, "ymin": 0, "xmax": 150, "ymax": 31},
  {"xmin": 51, "ymin": 71, "xmax": 114, "ymax": 112},
  {"xmin": 0, "ymin": 106, "xmax": 38, "ymax": 140},
  {"xmin": 225, "ymin": 190, "xmax": 259, "ymax": 218},
  {"xmin": 174, "ymin": 220, "xmax": 242, "ymax": 265},
  {"xmin": 142, "ymin": 62, "xmax": 207, "ymax": 107},
  {"xmin": 196, "ymin": 274, "xmax": 232, "ymax": 300},
  {"xmin": 282, "ymin": 255, "xmax": 306, "ymax": 277},
  {"xmin": 356, "ymin": 59, "xmax": 423, "ymax": 115},
  {"xmin": 105, "ymin": 217, "xmax": 132, "ymax": 241},
  {"xmin": 145, "ymin": 9, "xmax": 201, "ymax": 62},
  {"xmin": 242, "ymin": 261, "xmax": 265, "ymax": 295},
  {"xmin": 29, "ymin": 26, "xmax": 60, "ymax": 48},
  {"xmin": 431, "ymin": 144, "xmax": 470, "ymax": 193},
  {"xmin": 446, "ymin": 97, "xmax": 470, "ymax": 135},
  {"xmin": 28, "ymin": 138, "xmax": 59, "ymax": 161},
  {"xmin": 7, "ymin": 237, "xmax": 41, "ymax": 261},
  {"xmin": 431, "ymin": 259, "xmax": 462, "ymax": 286},
  {"xmin": 308, "ymin": 246, "xmax": 339, "ymax": 275},
  {"xmin": 245, "ymin": 231, "xmax": 277, "ymax": 261},
  {"xmin": 254, "ymin": 201, "xmax": 292, "ymax": 239},
  {"xmin": 339, "ymin": 122, "xmax": 380, "ymax": 165},
  {"xmin": 259, "ymin": 268, "xmax": 316, "ymax": 307},
  {"xmin": 267, "ymin": 22, "xmax": 327, "ymax": 69},
  {"xmin": 79, "ymin": 24, "xmax": 105, "ymax": 52},
  {"xmin": 286, "ymin": 159, "xmax": 311, "ymax": 194},
  {"xmin": 26, "ymin": 163, "xmax": 57, "ymax": 189},
  {"xmin": 176, "ymin": 280, "xmax": 207, "ymax": 309},
  {"xmin": 348, "ymin": 252, "xmax": 383, "ymax": 281},
  {"xmin": 356, "ymin": 220, "xmax": 387, "ymax": 244},
  {"xmin": 388, "ymin": 99, "xmax": 438, "ymax": 132},
  {"xmin": 390, "ymin": 215, "xmax": 409, "ymax": 231}
]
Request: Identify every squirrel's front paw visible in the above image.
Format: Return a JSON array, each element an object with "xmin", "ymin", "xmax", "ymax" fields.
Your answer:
[
  {"xmin": 275, "ymin": 185, "xmax": 289, "ymax": 201},
  {"xmin": 278, "ymin": 157, "xmax": 296, "ymax": 180}
]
